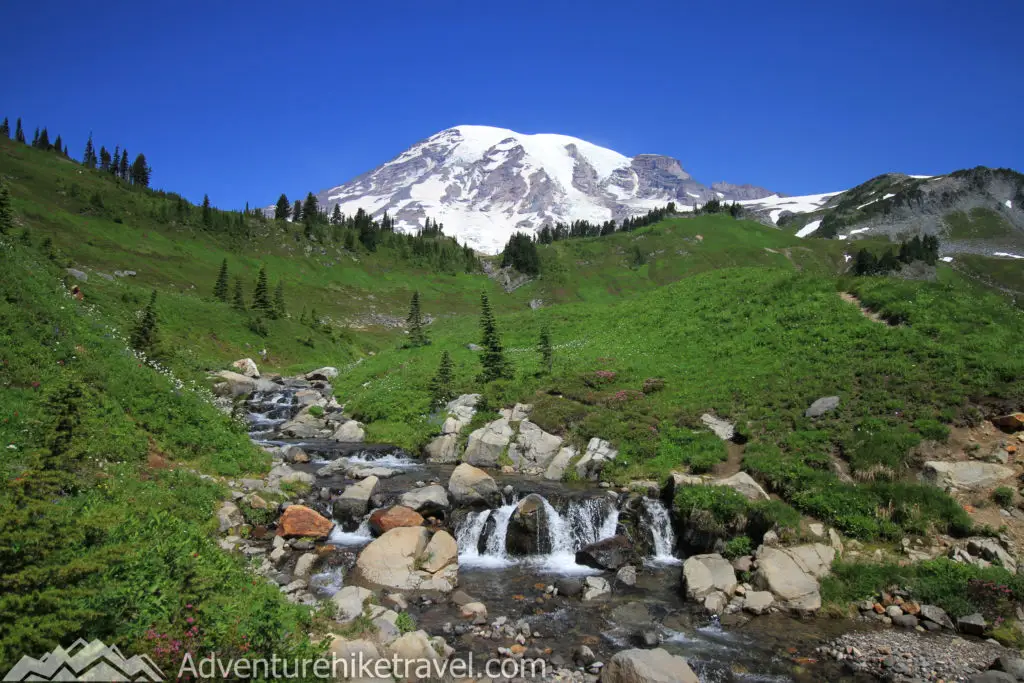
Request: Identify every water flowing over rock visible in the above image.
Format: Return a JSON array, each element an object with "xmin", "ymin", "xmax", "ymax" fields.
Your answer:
[
  {"xmin": 231, "ymin": 358, "xmax": 260, "ymax": 378},
  {"xmin": 463, "ymin": 418, "xmax": 513, "ymax": 467},
  {"xmin": 334, "ymin": 476, "xmax": 380, "ymax": 521},
  {"xmin": 398, "ymin": 484, "xmax": 450, "ymax": 516},
  {"xmin": 506, "ymin": 494, "xmax": 553, "ymax": 555},
  {"xmin": 682, "ymin": 554, "xmax": 737, "ymax": 599},
  {"xmin": 350, "ymin": 527, "xmax": 458, "ymax": 594},
  {"xmin": 276, "ymin": 505, "xmax": 333, "ymax": 539},
  {"xmin": 752, "ymin": 543, "xmax": 834, "ymax": 613},
  {"xmin": 922, "ymin": 461, "xmax": 1014, "ymax": 491},
  {"xmin": 447, "ymin": 463, "xmax": 500, "ymax": 507},
  {"xmin": 603, "ymin": 648, "xmax": 699, "ymax": 683},
  {"xmin": 575, "ymin": 437, "xmax": 618, "ymax": 480}
]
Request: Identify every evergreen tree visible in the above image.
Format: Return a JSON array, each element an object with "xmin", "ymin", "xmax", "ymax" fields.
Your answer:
[
  {"xmin": 500, "ymin": 233, "xmax": 540, "ymax": 275},
  {"xmin": 0, "ymin": 181, "xmax": 13, "ymax": 235},
  {"xmin": 537, "ymin": 325, "xmax": 553, "ymax": 374},
  {"xmin": 83, "ymin": 133, "xmax": 97, "ymax": 168},
  {"xmin": 302, "ymin": 192, "xmax": 319, "ymax": 223},
  {"xmin": 111, "ymin": 146, "xmax": 120, "ymax": 175},
  {"xmin": 0, "ymin": 117, "xmax": 8, "ymax": 138},
  {"xmin": 53, "ymin": 134, "xmax": 62, "ymax": 154},
  {"xmin": 201, "ymin": 194, "xmax": 212, "ymax": 227},
  {"xmin": 118, "ymin": 148, "xmax": 129, "ymax": 179},
  {"xmin": 478, "ymin": 293, "xmax": 508, "ymax": 382},
  {"xmin": 405, "ymin": 291, "xmax": 429, "ymax": 347},
  {"xmin": 63, "ymin": 144, "xmax": 68, "ymax": 156},
  {"xmin": 232, "ymin": 276, "xmax": 246, "ymax": 311},
  {"xmin": 130, "ymin": 290, "xmax": 159, "ymax": 356},
  {"xmin": 31, "ymin": 128, "xmax": 40, "ymax": 147},
  {"xmin": 273, "ymin": 280, "xmax": 286, "ymax": 319},
  {"xmin": 275, "ymin": 193, "xmax": 291, "ymax": 220},
  {"xmin": 99, "ymin": 146, "xmax": 111, "ymax": 171},
  {"xmin": 292, "ymin": 199, "xmax": 303, "ymax": 223},
  {"xmin": 428, "ymin": 351, "xmax": 455, "ymax": 407},
  {"xmin": 331, "ymin": 204, "xmax": 342, "ymax": 225},
  {"xmin": 252, "ymin": 266, "xmax": 272, "ymax": 314},
  {"xmin": 14, "ymin": 118, "xmax": 25, "ymax": 143},
  {"xmin": 129, "ymin": 154, "xmax": 150, "ymax": 187},
  {"xmin": 213, "ymin": 258, "xmax": 229, "ymax": 301},
  {"xmin": 38, "ymin": 128, "xmax": 50, "ymax": 149}
]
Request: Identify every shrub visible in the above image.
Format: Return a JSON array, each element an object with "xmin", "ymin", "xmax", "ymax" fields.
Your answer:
[
  {"xmin": 657, "ymin": 427, "xmax": 727, "ymax": 474},
  {"xmin": 914, "ymin": 418, "xmax": 951, "ymax": 442},
  {"xmin": 844, "ymin": 420, "xmax": 921, "ymax": 476},
  {"xmin": 993, "ymin": 486, "xmax": 1015, "ymax": 507},
  {"xmin": 395, "ymin": 611, "xmax": 415, "ymax": 634},
  {"xmin": 308, "ymin": 405, "xmax": 324, "ymax": 418},
  {"xmin": 722, "ymin": 535, "xmax": 752, "ymax": 559}
]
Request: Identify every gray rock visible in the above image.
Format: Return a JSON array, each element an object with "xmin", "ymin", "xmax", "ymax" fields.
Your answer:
[
  {"xmin": 305, "ymin": 366, "xmax": 339, "ymax": 381},
  {"xmin": 805, "ymin": 396, "xmax": 840, "ymax": 418},
  {"xmin": 603, "ymin": 648, "xmax": 699, "ymax": 683},
  {"xmin": 462, "ymin": 418, "xmax": 513, "ymax": 468},
  {"xmin": 398, "ymin": 484, "xmax": 450, "ymax": 515},
  {"xmin": 574, "ymin": 437, "xmax": 618, "ymax": 480},
  {"xmin": 577, "ymin": 535, "xmax": 636, "ymax": 570},
  {"xmin": 555, "ymin": 577, "xmax": 583, "ymax": 597},
  {"xmin": 582, "ymin": 576, "xmax": 611, "ymax": 600},
  {"xmin": 217, "ymin": 502, "xmax": 243, "ymax": 533},
  {"xmin": 332, "ymin": 419, "xmax": 366, "ymax": 443},
  {"xmin": 333, "ymin": 476, "xmax": 379, "ymax": 521},
  {"xmin": 892, "ymin": 614, "xmax": 919, "ymax": 628},
  {"xmin": 543, "ymin": 446, "xmax": 577, "ymax": 481},
  {"xmin": 66, "ymin": 268, "xmax": 88, "ymax": 282},
  {"xmin": 990, "ymin": 654, "xmax": 1024, "ymax": 680},
  {"xmin": 971, "ymin": 673, "xmax": 1017, "ymax": 683},
  {"xmin": 922, "ymin": 461, "xmax": 1014, "ymax": 491},
  {"xmin": 440, "ymin": 394, "xmax": 480, "ymax": 434},
  {"xmin": 958, "ymin": 612, "xmax": 987, "ymax": 636},
  {"xmin": 508, "ymin": 420, "xmax": 562, "ymax": 469},
  {"xmin": 703, "ymin": 591, "xmax": 728, "ymax": 614},
  {"xmin": 331, "ymin": 585, "xmax": 375, "ymax": 623},
  {"xmin": 616, "ymin": 565, "xmax": 638, "ymax": 587},
  {"xmin": 682, "ymin": 553, "xmax": 737, "ymax": 599},
  {"xmin": 751, "ymin": 544, "xmax": 834, "ymax": 613},
  {"xmin": 424, "ymin": 434, "xmax": 459, "ymax": 463},
  {"xmin": 292, "ymin": 552, "xmax": 318, "ymax": 580},
  {"xmin": 716, "ymin": 472, "xmax": 770, "ymax": 501},
  {"xmin": 742, "ymin": 591, "xmax": 774, "ymax": 615},
  {"xmin": 447, "ymin": 463, "xmax": 500, "ymax": 506}
]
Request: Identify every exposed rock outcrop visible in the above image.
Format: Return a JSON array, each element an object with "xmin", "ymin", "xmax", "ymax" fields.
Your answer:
[
  {"xmin": 602, "ymin": 647, "xmax": 700, "ymax": 683},
  {"xmin": 349, "ymin": 527, "xmax": 458, "ymax": 594},
  {"xmin": 752, "ymin": 543, "xmax": 834, "ymax": 613},
  {"xmin": 463, "ymin": 418, "xmax": 514, "ymax": 467},
  {"xmin": 447, "ymin": 463, "xmax": 500, "ymax": 507},
  {"xmin": 575, "ymin": 438, "xmax": 618, "ymax": 480}
]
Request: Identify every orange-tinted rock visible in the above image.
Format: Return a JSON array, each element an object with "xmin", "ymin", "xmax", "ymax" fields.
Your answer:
[
  {"xmin": 873, "ymin": 603, "xmax": 885, "ymax": 614},
  {"xmin": 903, "ymin": 601, "xmax": 920, "ymax": 615},
  {"xmin": 510, "ymin": 645, "xmax": 526, "ymax": 655},
  {"xmin": 276, "ymin": 505, "xmax": 333, "ymax": 539},
  {"xmin": 369, "ymin": 506, "xmax": 425, "ymax": 535}
]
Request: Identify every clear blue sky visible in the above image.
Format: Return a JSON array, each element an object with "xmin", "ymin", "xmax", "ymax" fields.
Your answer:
[{"xmin": 3, "ymin": 0, "xmax": 1022, "ymax": 208}]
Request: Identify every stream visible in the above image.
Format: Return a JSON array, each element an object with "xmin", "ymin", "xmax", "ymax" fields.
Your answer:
[{"xmin": 245, "ymin": 383, "xmax": 868, "ymax": 682}]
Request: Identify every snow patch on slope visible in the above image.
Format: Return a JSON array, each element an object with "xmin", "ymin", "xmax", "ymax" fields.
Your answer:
[{"xmin": 796, "ymin": 220, "xmax": 822, "ymax": 238}]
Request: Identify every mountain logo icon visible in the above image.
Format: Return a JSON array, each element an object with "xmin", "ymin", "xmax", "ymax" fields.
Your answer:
[{"xmin": 3, "ymin": 638, "xmax": 164, "ymax": 681}]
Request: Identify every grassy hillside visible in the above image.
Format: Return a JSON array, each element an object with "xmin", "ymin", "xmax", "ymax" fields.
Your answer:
[{"xmin": 0, "ymin": 236, "xmax": 320, "ymax": 671}]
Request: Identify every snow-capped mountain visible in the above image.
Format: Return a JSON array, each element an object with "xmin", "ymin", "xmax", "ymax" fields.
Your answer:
[{"xmin": 311, "ymin": 125, "xmax": 775, "ymax": 253}]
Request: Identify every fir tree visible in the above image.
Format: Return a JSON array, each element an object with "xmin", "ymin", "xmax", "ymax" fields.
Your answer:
[
  {"xmin": 0, "ymin": 181, "xmax": 13, "ymax": 235},
  {"xmin": 201, "ymin": 194, "xmax": 212, "ymax": 227},
  {"xmin": 429, "ymin": 351, "xmax": 455, "ymax": 407},
  {"xmin": 129, "ymin": 154, "xmax": 150, "ymax": 187},
  {"xmin": 331, "ymin": 204, "xmax": 342, "ymax": 225},
  {"xmin": 83, "ymin": 133, "xmax": 97, "ymax": 168},
  {"xmin": 118, "ymin": 148, "xmax": 129, "ymax": 179},
  {"xmin": 406, "ymin": 291, "xmax": 429, "ymax": 347},
  {"xmin": 63, "ymin": 144, "xmax": 68, "ymax": 156},
  {"xmin": 273, "ymin": 280, "xmax": 286, "ymax": 319},
  {"xmin": 213, "ymin": 258, "xmax": 229, "ymax": 301},
  {"xmin": 275, "ymin": 193, "xmax": 291, "ymax": 220},
  {"xmin": 0, "ymin": 117, "xmax": 8, "ymax": 138},
  {"xmin": 53, "ymin": 134, "xmax": 62, "ymax": 154},
  {"xmin": 232, "ymin": 276, "xmax": 246, "ymax": 311},
  {"xmin": 537, "ymin": 325, "xmax": 553, "ymax": 374},
  {"xmin": 302, "ymin": 192, "xmax": 319, "ymax": 223},
  {"xmin": 14, "ymin": 118, "xmax": 25, "ymax": 143},
  {"xmin": 252, "ymin": 266, "xmax": 272, "ymax": 314},
  {"xmin": 99, "ymin": 146, "xmax": 111, "ymax": 171},
  {"xmin": 37, "ymin": 128, "xmax": 50, "ymax": 150},
  {"xmin": 31, "ymin": 127, "xmax": 40, "ymax": 147},
  {"xmin": 478, "ymin": 293, "xmax": 508, "ymax": 382},
  {"xmin": 111, "ymin": 146, "xmax": 120, "ymax": 175},
  {"xmin": 292, "ymin": 199, "xmax": 302, "ymax": 223},
  {"xmin": 130, "ymin": 290, "xmax": 159, "ymax": 356}
]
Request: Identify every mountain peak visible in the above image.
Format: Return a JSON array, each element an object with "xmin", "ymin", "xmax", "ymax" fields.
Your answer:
[{"xmin": 315, "ymin": 126, "xmax": 774, "ymax": 253}]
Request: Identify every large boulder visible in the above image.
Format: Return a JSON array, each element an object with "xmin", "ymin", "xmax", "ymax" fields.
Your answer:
[
  {"xmin": 217, "ymin": 501, "xmax": 244, "ymax": 533},
  {"xmin": 804, "ymin": 396, "xmax": 840, "ymax": 418},
  {"xmin": 681, "ymin": 554, "xmax": 737, "ymax": 600},
  {"xmin": 349, "ymin": 527, "xmax": 458, "ymax": 594},
  {"xmin": 575, "ymin": 438, "xmax": 618, "ymax": 480},
  {"xmin": 334, "ymin": 476, "xmax": 380, "ymax": 521},
  {"xmin": 922, "ymin": 461, "xmax": 1014, "ymax": 491},
  {"xmin": 424, "ymin": 434, "xmax": 459, "ymax": 463},
  {"xmin": 333, "ymin": 420, "xmax": 367, "ymax": 443},
  {"xmin": 576, "ymin": 535, "xmax": 635, "ymax": 571},
  {"xmin": 462, "ymin": 418, "xmax": 513, "ymax": 468},
  {"xmin": 231, "ymin": 358, "xmax": 260, "ymax": 378},
  {"xmin": 212, "ymin": 370, "xmax": 257, "ymax": 397},
  {"xmin": 582, "ymin": 576, "xmax": 611, "ymax": 600},
  {"xmin": 369, "ymin": 506, "xmax": 424, "ymax": 535},
  {"xmin": 966, "ymin": 537, "xmax": 1018, "ymax": 574},
  {"xmin": 716, "ymin": 472, "xmax": 770, "ymax": 501},
  {"xmin": 602, "ymin": 648, "xmax": 700, "ymax": 683},
  {"xmin": 276, "ymin": 505, "xmax": 334, "ymax": 539},
  {"xmin": 544, "ymin": 446, "xmax": 577, "ymax": 481},
  {"xmin": 386, "ymin": 630, "xmax": 444, "ymax": 683},
  {"xmin": 331, "ymin": 585, "xmax": 374, "ymax": 622},
  {"xmin": 440, "ymin": 394, "xmax": 480, "ymax": 434},
  {"xmin": 447, "ymin": 463, "xmax": 500, "ymax": 507},
  {"xmin": 751, "ymin": 544, "xmax": 833, "ymax": 613},
  {"xmin": 399, "ymin": 484, "xmax": 450, "ymax": 516},
  {"xmin": 505, "ymin": 494, "xmax": 553, "ymax": 555},
  {"xmin": 267, "ymin": 463, "xmax": 315, "ymax": 488},
  {"xmin": 509, "ymin": 420, "xmax": 563, "ymax": 470},
  {"xmin": 305, "ymin": 366, "xmax": 339, "ymax": 381}
]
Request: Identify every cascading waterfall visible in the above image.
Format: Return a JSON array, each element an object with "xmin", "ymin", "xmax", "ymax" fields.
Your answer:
[
  {"xmin": 245, "ymin": 390, "xmax": 299, "ymax": 441},
  {"xmin": 456, "ymin": 509, "xmax": 491, "ymax": 564},
  {"xmin": 327, "ymin": 518, "xmax": 373, "ymax": 546},
  {"xmin": 642, "ymin": 497, "xmax": 680, "ymax": 565}
]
